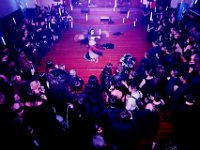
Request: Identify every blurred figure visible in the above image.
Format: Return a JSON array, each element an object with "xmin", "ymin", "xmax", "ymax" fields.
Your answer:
[{"xmin": 84, "ymin": 29, "xmax": 104, "ymax": 63}]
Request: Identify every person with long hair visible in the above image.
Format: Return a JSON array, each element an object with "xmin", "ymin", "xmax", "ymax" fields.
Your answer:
[{"xmin": 84, "ymin": 28, "xmax": 104, "ymax": 63}]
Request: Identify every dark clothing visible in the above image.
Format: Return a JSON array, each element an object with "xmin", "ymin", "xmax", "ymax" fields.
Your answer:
[
  {"xmin": 147, "ymin": 46, "xmax": 161, "ymax": 61},
  {"xmin": 174, "ymin": 103, "xmax": 200, "ymax": 150},
  {"xmin": 46, "ymin": 84, "xmax": 74, "ymax": 119},
  {"xmin": 141, "ymin": 78, "xmax": 156, "ymax": 96},
  {"xmin": 132, "ymin": 109, "xmax": 160, "ymax": 150},
  {"xmin": 67, "ymin": 75, "xmax": 84, "ymax": 92},
  {"xmin": 23, "ymin": 101, "xmax": 65, "ymax": 149},
  {"xmin": 166, "ymin": 77, "xmax": 180, "ymax": 99},
  {"xmin": 169, "ymin": 83, "xmax": 189, "ymax": 114},
  {"xmin": 109, "ymin": 116, "xmax": 139, "ymax": 150},
  {"xmin": 82, "ymin": 83, "xmax": 104, "ymax": 125}
]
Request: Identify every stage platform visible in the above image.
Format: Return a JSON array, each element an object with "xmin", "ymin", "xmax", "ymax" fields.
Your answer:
[{"xmin": 68, "ymin": 7, "xmax": 143, "ymax": 32}]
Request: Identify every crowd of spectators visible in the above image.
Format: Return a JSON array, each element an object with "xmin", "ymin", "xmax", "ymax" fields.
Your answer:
[{"xmin": 0, "ymin": 1, "xmax": 200, "ymax": 150}]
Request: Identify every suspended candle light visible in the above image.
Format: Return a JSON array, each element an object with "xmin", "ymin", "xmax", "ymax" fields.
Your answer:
[
  {"xmin": 88, "ymin": 0, "xmax": 91, "ymax": 4},
  {"xmin": 1, "ymin": 37, "xmax": 6, "ymax": 45},
  {"xmin": 46, "ymin": 81, "xmax": 49, "ymax": 88},
  {"xmin": 134, "ymin": 20, "xmax": 136, "ymax": 27},
  {"xmin": 194, "ymin": 0, "xmax": 198, "ymax": 4},
  {"xmin": 146, "ymin": 3, "xmax": 148, "ymax": 8},
  {"xmin": 86, "ymin": 13, "xmax": 88, "ymax": 21},
  {"xmin": 123, "ymin": 18, "xmax": 125, "ymax": 24},
  {"xmin": 71, "ymin": 21, "xmax": 73, "ymax": 28},
  {"xmin": 166, "ymin": 6, "xmax": 168, "ymax": 11},
  {"xmin": 154, "ymin": 7, "xmax": 156, "ymax": 13},
  {"xmin": 34, "ymin": 0, "xmax": 38, "ymax": 4},
  {"xmin": 70, "ymin": 4, "xmax": 73, "ymax": 11},
  {"xmin": 99, "ymin": 29, "xmax": 102, "ymax": 35},
  {"xmin": 49, "ymin": 22, "xmax": 51, "ymax": 29},
  {"xmin": 126, "ymin": 10, "xmax": 130, "ymax": 19},
  {"xmin": 159, "ymin": 35, "xmax": 162, "ymax": 41},
  {"xmin": 13, "ymin": 17, "xmax": 16, "ymax": 24},
  {"xmin": 150, "ymin": 12, "xmax": 153, "ymax": 21},
  {"xmin": 147, "ymin": 24, "xmax": 150, "ymax": 31},
  {"xmin": 59, "ymin": 7, "xmax": 61, "ymax": 16},
  {"xmin": 114, "ymin": 0, "xmax": 117, "ymax": 9}
]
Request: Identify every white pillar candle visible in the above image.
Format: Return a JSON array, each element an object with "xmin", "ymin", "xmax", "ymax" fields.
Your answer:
[
  {"xmin": 159, "ymin": 35, "xmax": 162, "ymax": 41},
  {"xmin": 1, "ymin": 37, "xmax": 6, "ymax": 45},
  {"xmin": 13, "ymin": 17, "xmax": 16, "ymax": 24},
  {"xmin": 123, "ymin": 18, "xmax": 125, "ymax": 24},
  {"xmin": 86, "ymin": 13, "xmax": 88, "ymax": 21},
  {"xmin": 114, "ymin": 0, "xmax": 117, "ymax": 9},
  {"xmin": 59, "ymin": 7, "xmax": 61, "ymax": 16},
  {"xmin": 126, "ymin": 10, "xmax": 130, "ymax": 19},
  {"xmin": 46, "ymin": 81, "xmax": 49, "ymax": 89},
  {"xmin": 99, "ymin": 29, "xmax": 102, "ymax": 35},
  {"xmin": 49, "ymin": 22, "xmax": 51, "ymax": 29},
  {"xmin": 71, "ymin": 21, "xmax": 73, "ymax": 28},
  {"xmin": 146, "ymin": 3, "xmax": 148, "ymax": 8},
  {"xmin": 150, "ymin": 12, "xmax": 153, "ymax": 21},
  {"xmin": 134, "ymin": 20, "xmax": 136, "ymax": 27},
  {"xmin": 147, "ymin": 24, "xmax": 150, "ymax": 30},
  {"xmin": 70, "ymin": 4, "xmax": 73, "ymax": 11}
]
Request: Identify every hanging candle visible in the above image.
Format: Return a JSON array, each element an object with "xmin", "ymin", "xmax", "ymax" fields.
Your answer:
[
  {"xmin": 70, "ymin": 4, "xmax": 73, "ymax": 11},
  {"xmin": 13, "ymin": 17, "xmax": 16, "ymax": 24},
  {"xmin": 114, "ymin": 0, "xmax": 117, "ymax": 9},
  {"xmin": 126, "ymin": 10, "xmax": 130, "ymax": 19},
  {"xmin": 99, "ymin": 29, "xmax": 102, "ymax": 35},
  {"xmin": 48, "ymin": 22, "xmax": 51, "ymax": 29},
  {"xmin": 150, "ymin": 12, "xmax": 153, "ymax": 21},
  {"xmin": 86, "ymin": 13, "xmax": 88, "ymax": 21},
  {"xmin": 59, "ymin": 7, "xmax": 61, "ymax": 16},
  {"xmin": 147, "ymin": 24, "xmax": 150, "ymax": 31},
  {"xmin": 71, "ymin": 21, "xmax": 73, "ymax": 28},
  {"xmin": 1, "ymin": 37, "xmax": 6, "ymax": 45}
]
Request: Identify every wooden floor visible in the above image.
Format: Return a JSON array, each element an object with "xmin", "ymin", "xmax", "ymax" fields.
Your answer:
[
  {"xmin": 38, "ymin": 20, "xmax": 175, "ymax": 142},
  {"xmin": 39, "ymin": 24, "xmax": 151, "ymax": 83}
]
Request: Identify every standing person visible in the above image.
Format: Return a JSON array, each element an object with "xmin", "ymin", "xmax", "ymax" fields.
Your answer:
[{"xmin": 84, "ymin": 28, "xmax": 104, "ymax": 63}]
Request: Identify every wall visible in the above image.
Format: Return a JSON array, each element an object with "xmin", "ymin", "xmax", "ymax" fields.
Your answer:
[
  {"xmin": 37, "ymin": 0, "xmax": 64, "ymax": 7},
  {"xmin": 0, "ymin": 0, "xmax": 19, "ymax": 19}
]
